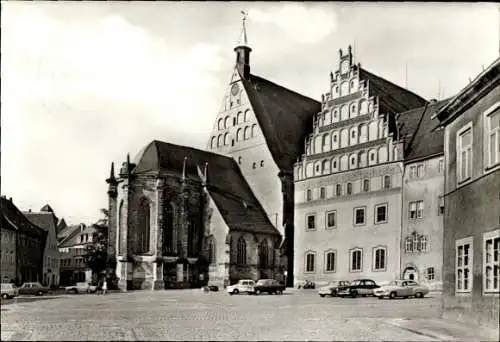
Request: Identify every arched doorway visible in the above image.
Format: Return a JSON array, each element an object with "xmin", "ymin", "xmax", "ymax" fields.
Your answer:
[{"xmin": 403, "ymin": 266, "xmax": 419, "ymax": 281}]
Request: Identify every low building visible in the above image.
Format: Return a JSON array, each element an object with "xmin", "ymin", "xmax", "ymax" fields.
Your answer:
[
  {"xmin": 24, "ymin": 205, "xmax": 61, "ymax": 288},
  {"xmin": 399, "ymin": 99, "xmax": 449, "ymax": 291},
  {"xmin": 107, "ymin": 141, "xmax": 282, "ymax": 291},
  {"xmin": 1, "ymin": 204, "xmax": 17, "ymax": 283},
  {"xmin": 58, "ymin": 224, "xmax": 98, "ymax": 286},
  {"xmin": 0, "ymin": 196, "xmax": 47, "ymax": 285},
  {"xmin": 435, "ymin": 57, "xmax": 500, "ymax": 328}
]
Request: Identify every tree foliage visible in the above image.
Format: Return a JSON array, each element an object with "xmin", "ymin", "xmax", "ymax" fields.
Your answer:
[{"xmin": 83, "ymin": 209, "xmax": 108, "ymax": 278}]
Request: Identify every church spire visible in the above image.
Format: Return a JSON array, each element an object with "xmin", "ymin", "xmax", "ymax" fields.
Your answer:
[{"xmin": 234, "ymin": 10, "xmax": 251, "ymax": 79}]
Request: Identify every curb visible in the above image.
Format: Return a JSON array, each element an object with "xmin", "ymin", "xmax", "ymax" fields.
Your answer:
[{"xmin": 387, "ymin": 320, "xmax": 454, "ymax": 341}]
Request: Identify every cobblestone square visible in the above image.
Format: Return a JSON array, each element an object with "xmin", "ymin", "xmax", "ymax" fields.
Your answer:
[{"xmin": 3, "ymin": 290, "xmax": 493, "ymax": 341}]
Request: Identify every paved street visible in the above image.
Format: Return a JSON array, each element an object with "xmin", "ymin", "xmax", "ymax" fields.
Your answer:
[{"xmin": 0, "ymin": 289, "xmax": 496, "ymax": 341}]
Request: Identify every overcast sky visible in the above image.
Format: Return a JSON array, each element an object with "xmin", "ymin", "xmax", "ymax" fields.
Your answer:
[{"xmin": 1, "ymin": 2, "xmax": 499, "ymax": 225}]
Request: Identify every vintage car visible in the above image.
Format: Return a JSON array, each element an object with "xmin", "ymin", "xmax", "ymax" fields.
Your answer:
[
  {"xmin": 226, "ymin": 279, "xmax": 255, "ymax": 295},
  {"xmin": 253, "ymin": 279, "xmax": 286, "ymax": 295},
  {"xmin": 65, "ymin": 282, "xmax": 98, "ymax": 294},
  {"xmin": 1, "ymin": 283, "xmax": 19, "ymax": 299},
  {"xmin": 337, "ymin": 279, "xmax": 380, "ymax": 298},
  {"xmin": 318, "ymin": 280, "xmax": 351, "ymax": 297},
  {"xmin": 374, "ymin": 280, "xmax": 430, "ymax": 299},
  {"xmin": 18, "ymin": 282, "xmax": 50, "ymax": 296}
]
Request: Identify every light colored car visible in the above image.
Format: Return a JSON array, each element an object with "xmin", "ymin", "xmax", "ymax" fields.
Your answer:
[
  {"xmin": 1, "ymin": 283, "xmax": 19, "ymax": 299},
  {"xmin": 18, "ymin": 282, "xmax": 50, "ymax": 296},
  {"xmin": 226, "ymin": 279, "xmax": 255, "ymax": 295},
  {"xmin": 374, "ymin": 280, "xmax": 430, "ymax": 299},
  {"xmin": 65, "ymin": 282, "xmax": 98, "ymax": 294},
  {"xmin": 318, "ymin": 280, "xmax": 350, "ymax": 297}
]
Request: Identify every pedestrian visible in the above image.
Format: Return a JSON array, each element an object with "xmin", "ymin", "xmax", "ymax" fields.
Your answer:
[{"xmin": 102, "ymin": 279, "xmax": 108, "ymax": 295}]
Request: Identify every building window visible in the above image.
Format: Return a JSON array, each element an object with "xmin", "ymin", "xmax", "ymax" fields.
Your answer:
[
  {"xmin": 457, "ymin": 124, "xmax": 472, "ymax": 183},
  {"xmin": 336, "ymin": 184, "xmax": 342, "ymax": 196},
  {"xmin": 409, "ymin": 200, "xmax": 424, "ymax": 219},
  {"xmin": 410, "ymin": 166, "xmax": 416, "ymax": 179},
  {"xmin": 486, "ymin": 107, "xmax": 500, "ymax": 167},
  {"xmin": 320, "ymin": 187, "xmax": 326, "ymax": 199},
  {"xmin": 350, "ymin": 248, "xmax": 363, "ymax": 272},
  {"xmin": 405, "ymin": 233, "xmax": 430, "ymax": 253},
  {"xmin": 208, "ymin": 238, "xmax": 216, "ymax": 264},
  {"xmin": 306, "ymin": 214, "xmax": 316, "ymax": 230},
  {"xmin": 438, "ymin": 196, "xmax": 445, "ymax": 215},
  {"xmin": 483, "ymin": 230, "xmax": 499, "ymax": 293},
  {"xmin": 363, "ymin": 179, "xmax": 370, "ymax": 192},
  {"xmin": 426, "ymin": 267, "xmax": 435, "ymax": 281},
  {"xmin": 383, "ymin": 175, "xmax": 391, "ymax": 189},
  {"xmin": 326, "ymin": 211, "xmax": 337, "ymax": 229},
  {"xmin": 305, "ymin": 252, "xmax": 315, "ymax": 272},
  {"xmin": 373, "ymin": 247, "xmax": 386, "ymax": 271},
  {"xmin": 456, "ymin": 237, "xmax": 473, "ymax": 293},
  {"xmin": 346, "ymin": 182, "xmax": 352, "ymax": 195},
  {"xmin": 237, "ymin": 237, "xmax": 247, "ymax": 265},
  {"xmin": 325, "ymin": 251, "xmax": 336, "ymax": 272},
  {"xmin": 416, "ymin": 164, "xmax": 424, "ymax": 177},
  {"xmin": 438, "ymin": 158, "xmax": 444, "ymax": 173},
  {"xmin": 354, "ymin": 207, "xmax": 366, "ymax": 226},
  {"xmin": 259, "ymin": 240, "xmax": 269, "ymax": 268},
  {"xmin": 306, "ymin": 189, "xmax": 312, "ymax": 201},
  {"xmin": 252, "ymin": 162, "xmax": 256, "ymax": 169},
  {"xmin": 375, "ymin": 204, "xmax": 388, "ymax": 224},
  {"xmin": 260, "ymin": 160, "xmax": 264, "ymax": 167},
  {"xmin": 417, "ymin": 200, "xmax": 424, "ymax": 218}
]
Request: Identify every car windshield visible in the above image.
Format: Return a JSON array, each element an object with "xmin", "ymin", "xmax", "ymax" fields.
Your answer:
[
  {"xmin": 351, "ymin": 281, "xmax": 361, "ymax": 286},
  {"xmin": 389, "ymin": 281, "xmax": 402, "ymax": 286},
  {"xmin": 256, "ymin": 280, "xmax": 267, "ymax": 285}
]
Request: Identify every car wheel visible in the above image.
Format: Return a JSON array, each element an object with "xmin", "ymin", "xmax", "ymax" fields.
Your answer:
[
  {"xmin": 1, "ymin": 293, "xmax": 9, "ymax": 299},
  {"xmin": 36, "ymin": 291, "xmax": 43, "ymax": 296},
  {"xmin": 320, "ymin": 294, "xmax": 325, "ymax": 298},
  {"xmin": 351, "ymin": 291, "xmax": 357, "ymax": 298},
  {"xmin": 331, "ymin": 290, "xmax": 337, "ymax": 297},
  {"xmin": 233, "ymin": 289, "xmax": 239, "ymax": 295},
  {"xmin": 72, "ymin": 289, "xmax": 78, "ymax": 294},
  {"xmin": 255, "ymin": 290, "xmax": 260, "ymax": 295},
  {"xmin": 378, "ymin": 296, "xmax": 384, "ymax": 300},
  {"xmin": 389, "ymin": 292, "xmax": 397, "ymax": 299},
  {"xmin": 415, "ymin": 292, "xmax": 424, "ymax": 298}
]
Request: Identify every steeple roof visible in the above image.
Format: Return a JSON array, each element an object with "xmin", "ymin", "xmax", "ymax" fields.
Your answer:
[{"xmin": 235, "ymin": 10, "xmax": 250, "ymax": 50}]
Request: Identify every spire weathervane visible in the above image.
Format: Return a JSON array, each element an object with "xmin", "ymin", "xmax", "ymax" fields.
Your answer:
[{"xmin": 237, "ymin": 10, "xmax": 249, "ymax": 47}]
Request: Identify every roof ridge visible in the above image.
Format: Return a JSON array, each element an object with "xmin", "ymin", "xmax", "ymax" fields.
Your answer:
[
  {"xmin": 360, "ymin": 67, "xmax": 427, "ymax": 103},
  {"xmin": 249, "ymin": 73, "xmax": 320, "ymax": 104},
  {"xmin": 404, "ymin": 102, "xmax": 429, "ymax": 156},
  {"xmin": 151, "ymin": 140, "xmax": 235, "ymax": 162}
]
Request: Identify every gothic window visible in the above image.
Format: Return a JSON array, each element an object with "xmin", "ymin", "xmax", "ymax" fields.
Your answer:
[
  {"xmin": 210, "ymin": 136, "xmax": 216, "ymax": 149},
  {"xmin": 260, "ymin": 160, "xmax": 264, "ymax": 167},
  {"xmin": 237, "ymin": 112, "xmax": 244, "ymax": 124},
  {"xmin": 237, "ymin": 237, "xmax": 247, "ymax": 265},
  {"xmin": 224, "ymin": 116, "xmax": 230, "ymax": 129},
  {"xmin": 251, "ymin": 124, "xmax": 257, "ymax": 137},
  {"xmin": 163, "ymin": 203, "xmax": 175, "ymax": 254},
  {"xmin": 118, "ymin": 200, "xmax": 124, "ymax": 255},
  {"xmin": 237, "ymin": 128, "xmax": 243, "ymax": 141},
  {"xmin": 208, "ymin": 238, "xmax": 216, "ymax": 264},
  {"xmin": 217, "ymin": 134, "xmax": 223, "ymax": 147},
  {"xmin": 244, "ymin": 126, "xmax": 251, "ymax": 140},
  {"xmin": 259, "ymin": 240, "xmax": 268, "ymax": 268},
  {"xmin": 188, "ymin": 219, "xmax": 198, "ymax": 257},
  {"xmin": 224, "ymin": 132, "xmax": 229, "ymax": 146},
  {"xmin": 244, "ymin": 109, "xmax": 250, "ymax": 122},
  {"xmin": 137, "ymin": 198, "xmax": 151, "ymax": 254},
  {"xmin": 218, "ymin": 118, "xmax": 224, "ymax": 130}
]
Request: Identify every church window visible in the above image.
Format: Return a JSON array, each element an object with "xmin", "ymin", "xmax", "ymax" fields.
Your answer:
[
  {"xmin": 137, "ymin": 198, "xmax": 151, "ymax": 254},
  {"xmin": 237, "ymin": 237, "xmax": 247, "ymax": 265},
  {"xmin": 244, "ymin": 109, "xmax": 250, "ymax": 122},
  {"xmin": 237, "ymin": 128, "xmax": 243, "ymax": 141},
  {"xmin": 217, "ymin": 135, "xmax": 223, "ymax": 147},
  {"xmin": 233, "ymin": 117, "xmax": 236, "ymax": 126},
  {"xmin": 224, "ymin": 133, "xmax": 229, "ymax": 146},
  {"xmin": 259, "ymin": 240, "xmax": 269, "ymax": 268},
  {"xmin": 208, "ymin": 238, "xmax": 216, "ymax": 264},
  {"xmin": 251, "ymin": 124, "xmax": 257, "ymax": 137},
  {"xmin": 210, "ymin": 137, "xmax": 216, "ymax": 149},
  {"xmin": 224, "ymin": 116, "xmax": 230, "ymax": 129},
  {"xmin": 341, "ymin": 60, "xmax": 349, "ymax": 74},
  {"xmin": 260, "ymin": 160, "xmax": 264, "ymax": 167},
  {"xmin": 237, "ymin": 112, "xmax": 244, "ymax": 124},
  {"xmin": 163, "ymin": 203, "xmax": 175, "ymax": 254},
  {"xmin": 244, "ymin": 126, "xmax": 251, "ymax": 140},
  {"xmin": 218, "ymin": 118, "xmax": 224, "ymax": 130}
]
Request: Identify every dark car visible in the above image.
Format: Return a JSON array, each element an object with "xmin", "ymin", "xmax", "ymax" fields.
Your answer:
[
  {"xmin": 253, "ymin": 279, "xmax": 285, "ymax": 295},
  {"xmin": 18, "ymin": 282, "xmax": 50, "ymax": 296},
  {"xmin": 337, "ymin": 279, "xmax": 379, "ymax": 298}
]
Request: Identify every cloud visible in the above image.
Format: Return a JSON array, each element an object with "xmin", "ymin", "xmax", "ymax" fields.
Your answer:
[
  {"xmin": 1, "ymin": 5, "xmax": 224, "ymax": 223},
  {"xmin": 248, "ymin": 4, "xmax": 337, "ymax": 44}
]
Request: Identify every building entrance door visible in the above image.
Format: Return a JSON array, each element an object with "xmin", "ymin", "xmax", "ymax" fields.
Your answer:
[{"xmin": 403, "ymin": 266, "xmax": 419, "ymax": 282}]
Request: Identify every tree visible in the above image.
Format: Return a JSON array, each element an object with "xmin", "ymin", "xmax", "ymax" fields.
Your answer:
[{"xmin": 83, "ymin": 209, "xmax": 109, "ymax": 281}]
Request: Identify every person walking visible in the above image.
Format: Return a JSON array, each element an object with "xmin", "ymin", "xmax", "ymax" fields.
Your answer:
[{"xmin": 102, "ymin": 278, "xmax": 108, "ymax": 295}]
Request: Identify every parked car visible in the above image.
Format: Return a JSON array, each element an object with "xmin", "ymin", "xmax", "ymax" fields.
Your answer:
[
  {"xmin": 253, "ymin": 279, "xmax": 286, "ymax": 295},
  {"xmin": 374, "ymin": 280, "xmax": 430, "ymax": 299},
  {"xmin": 1, "ymin": 283, "xmax": 19, "ymax": 299},
  {"xmin": 318, "ymin": 280, "xmax": 350, "ymax": 297},
  {"xmin": 226, "ymin": 279, "xmax": 255, "ymax": 295},
  {"xmin": 298, "ymin": 280, "xmax": 315, "ymax": 289},
  {"xmin": 202, "ymin": 285, "xmax": 219, "ymax": 292},
  {"xmin": 18, "ymin": 282, "xmax": 50, "ymax": 296},
  {"xmin": 337, "ymin": 279, "xmax": 379, "ymax": 298},
  {"xmin": 65, "ymin": 282, "xmax": 98, "ymax": 294}
]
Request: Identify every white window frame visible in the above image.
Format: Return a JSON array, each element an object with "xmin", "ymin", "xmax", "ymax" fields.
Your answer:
[
  {"xmin": 349, "ymin": 248, "xmax": 363, "ymax": 272},
  {"xmin": 456, "ymin": 122, "xmax": 473, "ymax": 184},
  {"xmin": 409, "ymin": 201, "xmax": 417, "ymax": 219},
  {"xmin": 483, "ymin": 229, "xmax": 499, "ymax": 295},
  {"xmin": 374, "ymin": 203, "xmax": 388, "ymax": 224},
  {"xmin": 417, "ymin": 200, "xmax": 424, "ymax": 219},
  {"xmin": 416, "ymin": 164, "xmax": 424, "ymax": 177},
  {"xmin": 326, "ymin": 210, "xmax": 337, "ymax": 230},
  {"xmin": 324, "ymin": 250, "xmax": 336, "ymax": 273},
  {"xmin": 438, "ymin": 158, "xmax": 444, "ymax": 173},
  {"xmin": 306, "ymin": 213, "xmax": 316, "ymax": 231},
  {"xmin": 353, "ymin": 206, "xmax": 366, "ymax": 226},
  {"xmin": 426, "ymin": 267, "xmax": 435, "ymax": 281},
  {"xmin": 372, "ymin": 246, "xmax": 387, "ymax": 271},
  {"xmin": 456, "ymin": 236, "xmax": 474, "ymax": 294},
  {"xmin": 484, "ymin": 102, "xmax": 500, "ymax": 169},
  {"xmin": 410, "ymin": 166, "xmax": 416, "ymax": 179},
  {"xmin": 305, "ymin": 251, "xmax": 316, "ymax": 273}
]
